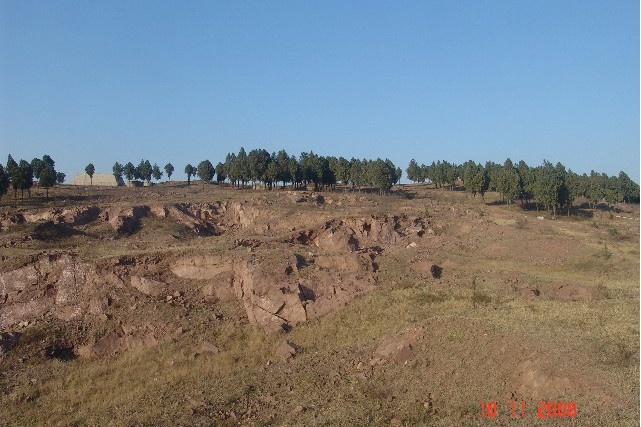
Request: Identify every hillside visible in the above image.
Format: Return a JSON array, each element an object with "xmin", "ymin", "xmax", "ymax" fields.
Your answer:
[{"xmin": 0, "ymin": 182, "xmax": 639, "ymax": 426}]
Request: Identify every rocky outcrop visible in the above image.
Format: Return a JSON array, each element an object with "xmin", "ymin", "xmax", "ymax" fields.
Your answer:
[
  {"xmin": 170, "ymin": 255, "xmax": 232, "ymax": 280},
  {"xmin": 294, "ymin": 214, "xmax": 428, "ymax": 251},
  {"xmin": 101, "ymin": 206, "xmax": 150, "ymax": 234},
  {"xmin": 233, "ymin": 249, "xmax": 378, "ymax": 333}
]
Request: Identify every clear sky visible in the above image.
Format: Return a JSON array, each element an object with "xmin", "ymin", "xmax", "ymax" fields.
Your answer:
[{"xmin": 1, "ymin": 0, "xmax": 639, "ymax": 182}]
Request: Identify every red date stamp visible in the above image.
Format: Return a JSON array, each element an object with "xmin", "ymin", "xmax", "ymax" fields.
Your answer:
[{"xmin": 481, "ymin": 401, "xmax": 577, "ymax": 419}]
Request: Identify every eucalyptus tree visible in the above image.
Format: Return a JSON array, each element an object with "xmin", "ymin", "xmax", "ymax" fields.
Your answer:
[
  {"xmin": 496, "ymin": 159, "xmax": 520, "ymax": 205},
  {"xmin": 137, "ymin": 160, "xmax": 152, "ymax": 184},
  {"xmin": 215, "ymin": 162, "xmax": 226, "ymax": 184},
  {"xmin": 85, "ymin": 163, "xmax": 95, "ymax": 186},
  {"xmin": 164, "ymin": 163, "xmax": 174, "ymax": 180},
  {"xmin": 39, "ymin": 166, "xmax": 56, "ymax": 198},
  {"xmin": 152, "ymin": 163, "xmax": 163, "ymax": 182},
  {"xmin": 197, "ymin": 160, "xmax": 215, "ymax": 184},
  {"xmin": 123, "ymin": 162, "xmax": 136, "ymax": 183},
  {"xmin": 113, "ymin": 162, "xmax": 124, "ymax": 183},
  {"xmin": 184, "ymin": 164, "xmax": 195, "ymax": 186},
  {"xmin": 0, "ymin": 164, "xmax": 9, "ymax": 200}
]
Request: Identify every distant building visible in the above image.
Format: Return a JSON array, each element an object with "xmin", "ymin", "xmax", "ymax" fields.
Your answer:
[{"xmin": 71, "ymin": 173, "xmax": 124, "ymax": 186}]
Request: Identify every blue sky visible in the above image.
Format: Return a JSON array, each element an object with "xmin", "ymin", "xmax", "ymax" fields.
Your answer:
[{"xmin": 1, "ymin": 0, "xmax": 639, "ymax": 182}]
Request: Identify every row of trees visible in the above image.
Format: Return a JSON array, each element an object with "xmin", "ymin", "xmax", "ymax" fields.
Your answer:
[
  {"xmin": 0, "ymin": 155, "xmax": 65, "ymax": 200},
  {"xmin": 112, "ymin": 160, "xmax": 175, "ymax": 185},
  {"xmin": 116, "ymin": 149, "xmax": 402, "ymax": 193},
  {"xmin": 406, "ymin": 158, "xmax": 640, "ymax": 214},
  {"xmin": 199, "ymin": 148, "xmax": 402, "ymax": 193}
]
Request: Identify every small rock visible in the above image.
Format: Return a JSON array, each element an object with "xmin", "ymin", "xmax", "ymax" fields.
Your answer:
[
  {"xmin": 390, "ymin": 418, "xmax": 402, "ymax": 426},
  {"xmin": 0, "ymin": 332, "xmax": 20, "ymax": 354},
  {"xmin": 369, "ymin": 357, "xmax": 385, "ymax": 366},
  {"xmin": 291, "ymin": 405, "xmax": 305, "ymax": 414},
  {"xmin": 165, "ymin": 295, "xmax": 173, "ymax": 302},
  {"xmin": 394, "ymin": 344, "xmax": 415, "ymax": 365},
  {"xmin": 430, "ymin": 264, "xmax": 442, "ymax": 279},
  {"xmin": 275, "ymin": 340, "xmax": 301, "ymax": 360},
  {"xmin": 405, "ymin": 242, "xmax": 418, "ymax": 248},
  {"xmin": 201, "ymin": 341, "xmax": 219, "ymax": 354}
]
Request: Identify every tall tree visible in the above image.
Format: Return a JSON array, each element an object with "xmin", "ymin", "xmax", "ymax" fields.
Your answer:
[
  {"xmin": 42, "ymin": 154, "xmax": 55, "ymax": 170},
  {"xmin": 532, "ymin": 160, "xmax": 565, "ymax": 215},
  {"xmin": 368, "ymin": 158, "xmax": 396, "ymax": 194},
  {"xmin": 197, "ymin": 160, "xmax": 215, "ymax": 184},
  {"xmin": 215, "ymin": 162, "xmax": 226, "ymax": 184},
  {"xmin": 39, "ymin": 166, "xmax": 56, "ymax": 198},
  {"xmin": 85, "ymin": 163, "xmax": 95, "ymax": 186},
  {"xmin": 406, "ymin": 159, "xmax": 422, "ymax": 183},
  {"xmin": 289, "ymin": 155, "xmax": 302, "ymax": 189},
  {"xmin": 225, "ymin": 153, "xmax": 238, "ymax": 186},
  {"xmin": 462, "ymin": 161, "xmax": 488, "ymax": 198},
  {"xmin": 184, "ymin": 164, "xmax": 195, "ymax": 186},
  {"xmin": 137, "ymin": 160, "xmax": 152, "ymax": 184},
  {"xmin": 235, "ymin": 147, "xmax": 250, "ymax": 186},
  {"xmin": 164, "ymin": 163, "xmax": 174, "ymax": 181},
  {"xmin": 15, "ymin": 160, "xmax": 34, "ymax": 199},
  {"xmin": 618, "ymin": 171, "xmax": 639, "ymax": 204},
  {"xmin": 56, "ymin": 172, "xmax": 66, "ymax": 184},
  {"xmin": 497, "ymin": 159, "xmax": 520, "ymax": 205},
  {"xmin": 152, "ymin": 163, "xmax": 163, "ymax": 181},
  {"xmin": 112, "ymin": 162, "xmax": 124, "ymax": 183},
  {"xmin": 276, "ymin": 150, "xmax": 292, "ymax": 188},
  {"xmin": 31, "ymin": 158, "xmax": 45, "ymax": 183},
  {"xmin": 565, "ymin": 170, "xmax": 582, "ymax": 215},
  {"xmin": 517, "ymin": 161, "xmax": 534, "ymax": 206},
  {"xmin": 586, "ymin": 170, "xmax": 604, "ymax": 210},
  {"xmin": 6, "ymin": 155, "xmax": 18, "ymax": 194},
  {"xmin": 123, "ymin": 162, "xmax": 136, "ymax": 183},
  {"xmin": 0, "ymin": 164, "xmax": 9, "ymax": 201},
  {"xmin": 444, "ymin": 162, "xmax": 459, "ymax": 190}
]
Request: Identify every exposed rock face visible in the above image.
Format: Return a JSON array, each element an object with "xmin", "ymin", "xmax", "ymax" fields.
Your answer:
[
  {"xmin": 234, "ymin": 255, "xmax": 306, "ymax": 334},
  {"xmin": 0, "ymin": 213, "xmax": 26, "ymax": 231},
  {"xmin": 102, "ymin": 206, "xmax": 150, "ymax": 234},
  {"xmin": 233, "ymin": 247, "xmax": 378, "ymax": 334},
  {"xmin": 170, "ymin": 256, "xmax": 232, "ymax": 280},
  {"xmin": 295, "ymin": 214, "xmax": 428, "ymax": 251},
  {"xmin": 0, "ymin": 206, "xmax": 429, "ymax": 354},
  {"xmin": 0, "ymin": 255, "xmax": 101, "ymax": 328},
  {"xmin": 129, "ymin": 276, "xmax": 165, "ymax": 297},
  {"xmin": 227, "ymin": 201, "xmax": 260, "ymax": 228}
]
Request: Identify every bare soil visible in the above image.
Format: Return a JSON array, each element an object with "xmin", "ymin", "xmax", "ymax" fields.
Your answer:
[{"xmin": 0, "ymin": 182, "xmax": 638, "ymax": 426}]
